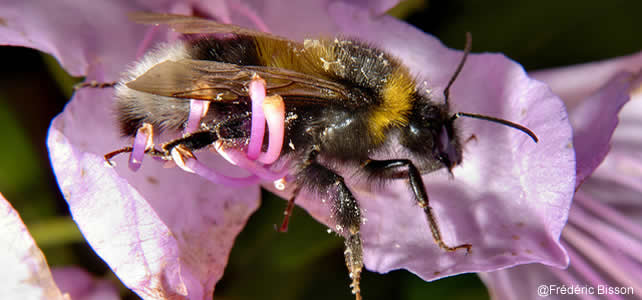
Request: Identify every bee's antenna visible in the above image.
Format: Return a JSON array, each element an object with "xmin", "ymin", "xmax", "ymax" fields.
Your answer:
[
  {"xmin": 443, "ymin": 33, "xmax": 538, "ymax": 144},
  {"xmin": 451, "ymin": 112, "xmax": 539, "ymax": 143},
  {"xmin": 444, "ymin": 32, "xmax": 472, "ymax": 108}
]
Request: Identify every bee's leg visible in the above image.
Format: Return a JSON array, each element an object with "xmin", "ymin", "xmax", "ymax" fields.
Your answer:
[
  {"xmin": 363, "ymin": 159, "xmax": 472, "ymax": 254},
  {"xmin": 105, "ymin": 127, "xmax": 218, "ymax": 168},
  {"xmin": 464, "ymin": 134, "xmax": 477, "ymax": 144},
  {"xmin": 104, "ymin": 147, "xmax": 134, "ymax": 163},
  {"xmin": 73, "ymin": 81, "xmax": 116, "ymax": 91},
  {"xmin": 168, "ymin": 113, "xmax": 286, "ymax": 185},
  {"xmin": 161, "ymin": 130, "xmax": 219, "ymax": 155},
  {"xmin": 161, "ymin": 130, "xmax": 262, "ymax": 186},
  {"xmin": 277, "ymin": 186, "xmax": 300, "ymax": 232},
  {"xmin": 296, "ymin": 149, "xmax": 364, "ymax": 299},
  {"xmin": 104, "ymin": 146, "xmax": 166, "ymax": 165}
]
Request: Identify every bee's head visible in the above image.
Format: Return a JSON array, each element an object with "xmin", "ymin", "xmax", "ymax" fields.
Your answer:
[
  {"xmin": 400, "ymin": 102, "xmax": 463, "ymax": 172},
  {"xmin": 400, "ymin": 99, "xmax": 539, "ymax": 174},
  {"xmin": 398, "ymin": 32, "xmax": 538, "ymax": 173}
]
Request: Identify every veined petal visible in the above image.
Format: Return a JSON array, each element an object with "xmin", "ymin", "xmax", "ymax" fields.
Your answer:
[
  {"xmin": 269, "ymin": 2, "xmax": 575, "ymax": 281},
  {"xmin": 481, "ymin": 54, "xmax": 642, "ymax": 300},
  {"xmin": 0, "ymin": 193, "xmax": 67, "ymax": 300}
]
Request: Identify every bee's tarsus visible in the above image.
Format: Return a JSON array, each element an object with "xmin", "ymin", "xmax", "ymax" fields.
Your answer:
[
  {"xmin": 278, "ymin": 186, "xmax": 300, "ymax": 233},
  {"xmin": 73, "ymin": 80, "xmax": 116, "ymax": 91},
  {"xmin": 363, "ymin": 158, "xmax": 473, "ymax": 254},
  {"xmin": 104, "ymin": 146, "xmax": 133, "ymax": 163}
]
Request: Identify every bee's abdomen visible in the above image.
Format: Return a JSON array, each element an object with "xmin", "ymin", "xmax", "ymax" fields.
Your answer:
[{"xmin": 115, "ymin": 85, "xmax": 190, "ymax": 136}]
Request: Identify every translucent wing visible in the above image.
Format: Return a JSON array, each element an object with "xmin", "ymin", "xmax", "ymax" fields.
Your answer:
[{"xmin": 126, "ymin": 59, "xmax": 358, "ymax": 107}]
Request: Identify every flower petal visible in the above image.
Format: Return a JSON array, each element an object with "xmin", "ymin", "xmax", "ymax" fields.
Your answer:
[
  {"xmin": 532, "ymin": 53, "xmax": 642, "ymax": 187},
  {"xmin": 269, "ymin": 2, "xmax": 575, "ymax": 282},
  {"xmin": 52, "ymin": 267, "xmax": 120, "ymax": 300},
  {"xmin": 0, "ymin": 193, "xmax": 67, "ymax": 300},
  {"xmin": 479, "ymin": 263, "xmax": 566, "ymax": 300},
  {"xmin": 10, "ymin": 1, "xmax": 265, "ymax": 298},
  {"xmin": 239, "ymin": 0, "xmax": 400, "ymax": 39},
  {"xmin": 6, "ymin": 0, "xmax": 575, "ymax": 295},
  {"xmin": 568, "ymin": 72, "xmax": 636, "ymax": 187},
  {"xmin": 531, "ymin": 52, "xmax": 642, "ymax": 109},
  {"xmin": 582, "ymin": 71, "xmax": 642, "ymax": 207},
  {"xmin": 47, "ymin": 88, "xmax": 261, "ymax": 299},
  {"xmin": 0, "ymin": 0, "xmax": 175, "ymax": 81},
  {"xmin": 480, "ymin": 54, "xmax": 642, "ymax": 300}
]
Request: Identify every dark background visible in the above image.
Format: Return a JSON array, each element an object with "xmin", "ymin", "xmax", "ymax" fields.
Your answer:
[{"xmin": 0, "ymin": 0, "xmax": 639, "ymax": 299}]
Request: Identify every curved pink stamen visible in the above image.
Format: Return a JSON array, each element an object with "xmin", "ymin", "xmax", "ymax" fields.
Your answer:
[
  {"xmin": 129, "ymin": 124, "xmax": 153, "ymax": 171},
  {"xmin": 215, "ymin": 141, "xmax": 289, "ymax": 181},
  {"xmin": 171, "ymin": 149, "xmax": 261, "ymax": 186},
  {"xmin": 258, "ymin": 95, "xmax": 285, "ymax": 164},
  {"xmin": 184, "ymin": 100, "xmax": 210, "ymax": 135},
  {"xmin": 185, "ymin": 159, "xmax": 261, "ymax": 186},
  {"xmin": 247, "ymin": 76, "xmax": 267, "ymax": 160}
]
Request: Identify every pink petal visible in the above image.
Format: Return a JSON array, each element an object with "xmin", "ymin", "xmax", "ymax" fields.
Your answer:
[
  {"xmin": 241, "ymin": 0, "xmax": 400, "ymax": 39},
  {"xmin": 269, "ymin": 2, "xmax": 575, "ymax": 282},
  {"xmin": 52, "ymin": 267, "xmax": 120, "ymax": 300},
  {"xmin": 0, "ymin": 0, "xmax": 173, "ymax": 81},
  {"xmin": 479, "ymin": 263, "xmax": 575, "ymax": 300},
  {"xmin": 566, "ymin": 72, "xmax": 636, "ymax": 187},
  {"xmin": 0, "ymin": 193, "xmax": 67, "ymax": 300},
  {"xmin": 532, "ymin": 53, "xmax": 642, "ymax": 187},
  {"xmin": 5, "ymin": 0, "xmax": 574, "ymax": 296},
  {"xmin": 0, "ymin": 1, "xmax": 270, "ymax": 298},
  {"xmin": 531, "ymin": 52, "xmax": 642, "ymax": 109},
  {"xmin": 480, "ymin": 54, "xmax": 642, "ymax": 300},
  {"xmin": 48, "ymin": 89, "xmax": 261, "ymax": 299},
  {"xmin": 586, "ymin": 71, "xmax": 642, "ymax": 207}
]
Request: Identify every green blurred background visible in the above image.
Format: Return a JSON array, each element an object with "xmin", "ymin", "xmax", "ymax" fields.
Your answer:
[{"xmin": 0, "ymin": 0, "xmax": 639, "ymax": 299}]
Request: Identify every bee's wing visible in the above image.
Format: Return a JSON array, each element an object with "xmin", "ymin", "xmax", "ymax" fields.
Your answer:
[
  {"xmin": 126, "ymin": 59, "xmax": 355, "ymax": 107},
  {"xmin": 129, "ymin": 12, "xmax": 289, "ymax": 41}
]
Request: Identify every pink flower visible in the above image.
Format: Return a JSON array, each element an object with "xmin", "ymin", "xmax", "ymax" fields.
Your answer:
[
  {"xmin": 0, "ymin": 192, "xmax": 119, "ymax": 300},
  {"xmin": 1, "ymin": 0, "xmax": 577, "ymax": 298},
  {"xmin": 480, "ymin": 52, "xmax": 642, "ymax": 299}
]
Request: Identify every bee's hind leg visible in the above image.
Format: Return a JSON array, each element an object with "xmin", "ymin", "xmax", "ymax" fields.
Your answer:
[{"xmin": 295, "ymin": 148, "xmax": 364, "ymax": 300}]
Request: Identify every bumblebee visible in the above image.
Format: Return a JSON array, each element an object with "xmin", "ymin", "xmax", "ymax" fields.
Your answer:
[{"xmin": 105, "ymin": 13, "xmax": 538, "ymax": 300}]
